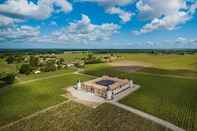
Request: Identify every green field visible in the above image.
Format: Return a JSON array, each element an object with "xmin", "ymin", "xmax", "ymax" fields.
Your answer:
[
  {"xmin": 0, "ymin": 101, "xmax": 171, "ymax": 131},
  {"xmin": 1, "ymin": 53, "xmax": 197, "ymax": 130},
  {"xmin": 16, "ymin": 69, "xmax": 74, "ymax": 82},
  {"xmin": 119, "ymin": 53, "xmax": 197, "ymax": 71},
  {"xmin": 84, "ymin": 64, "xmax": 197, "ymax": 131},
  {"xmin": 56, "ymin": 52, "xmax": 88, "ymax": 62},
  {"xmin": 0, "ymin": 72, "xmax": 92, "ymax": 126},
  {"xmin": 0, "ymin": 59, "xmax": 18, "ymax": 73}
]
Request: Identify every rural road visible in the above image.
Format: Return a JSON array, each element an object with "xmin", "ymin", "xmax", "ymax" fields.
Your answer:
[{"xmin": 111, "ymin": 102, "xmax": 185, "ymax": 131}]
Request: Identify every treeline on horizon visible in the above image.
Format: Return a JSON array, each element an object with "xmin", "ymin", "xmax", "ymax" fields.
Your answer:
[{"xmin": 0, "ymin": 49, "xmax": 197, "ymax": 55}]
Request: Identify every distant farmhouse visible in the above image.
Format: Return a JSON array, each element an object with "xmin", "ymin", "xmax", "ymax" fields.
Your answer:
[{"xmin": 75, "ymin": 76, "xmax": 133, "ymax": 100}]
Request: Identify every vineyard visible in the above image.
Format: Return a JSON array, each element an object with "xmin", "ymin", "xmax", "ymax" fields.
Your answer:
[
  {"xmin": 0, "ymin": 102, "xmax": 171, "ymax": 131},
  {"xmin": 84, "ymin": 64, "xmax": 197, "ymax": 131}
]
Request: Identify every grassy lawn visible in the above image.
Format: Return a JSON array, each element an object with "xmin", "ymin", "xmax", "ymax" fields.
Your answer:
[
  {"xmin": 0, "ymin": 73, "xmax": 93, "ymax": 126},
  {"xmin": 56, "ymin": 52, "xmax": 88, "ymax": 62},
  {"xmin": 118, "ymin": 53, "xmax": 197, "ymax": 71},
  {"xmin": 0, "ymin": 101, "xmax": 171, "ymax": 131},
  {"xmin": 16, "ymin": 68, "xmax": 75, "ymax": 82},
  {"xmin": 0, "ymin": 59, "xmax": 18, "ymax": 73},
  {"xmin": 84, "ymin": 64, "xmax": 197, "ymax": 131}
]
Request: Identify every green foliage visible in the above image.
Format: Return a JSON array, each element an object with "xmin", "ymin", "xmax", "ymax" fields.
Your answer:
[
  {"xmin": 6, "ymin": 56, "xmax": 15, "ymax": 64},
  {"xmin": 0, "ymin": 73, "xmax": 15, "ymax": 85},
  {"xmin": 58, "ymin": 58, "xmax": 64, "ymax": 65},
  {"xmin": 0, "ymin": 81, "xmax": 5, "ymax": 88},
  {"xmin": 19, "ymin": 64, "xmax": 33, "ymax": 75},
  {"xmin": 75, "ymin": 62, "xmax": 85, "ymax": 68},
  {"xmin": 41, "ymin": 60, "xmax": 57, "ymax": 72},
  {"xmin": 5, "ymin": 55, "xmax": 25, "ymax": 64},
  {"xmin": 29, "ymin": 56, "xmax": 39, "ymax": 67},
  {"xmin": 83, "ymin": 54, "xmax": 104, "ymax": 64}
]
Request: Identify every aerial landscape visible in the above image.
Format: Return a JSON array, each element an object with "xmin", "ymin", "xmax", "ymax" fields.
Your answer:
[{"xmin": 0, "ymin": 0, "xmax": 197, "ymax": 131}]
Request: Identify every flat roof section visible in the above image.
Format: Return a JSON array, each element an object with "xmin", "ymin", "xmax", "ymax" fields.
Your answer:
[{"xmin": 95, "ymin": 79, "xmax": 116, "ymax": 87}]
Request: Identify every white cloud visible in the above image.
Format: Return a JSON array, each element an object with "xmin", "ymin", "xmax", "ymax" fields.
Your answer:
[
  {"xmin": 135, "ymin": 0, "xmax": 197, "ymax": 34},
  {"xmin": 45, "ymin": 14, "xmax": 120, "ymax": 43},
  {"xmin": 76, "ymin": 0, "xmax": 135, "ymax": 6},
  {"xmin": 26, "ymin": 14, "xmax": 120, "ymax": 44},
  {"xmin": 76, "ymin": 0, "xmax": 135, "ymax": 23},
  {"xmin": 136, "ymin": 0, "xmax": 153, "ymax": 13},
  {"xmin": 0, "ymin": 15, "xmax": 24, "ymax": 26},
  {"xmin": 0, "ymin": 0, "xmax": 72, "ymax": 21},
  {"xmin": 136, "ymin": 11, "xmax": 191, "ymax": 34},
  {"xmin": 106, "ymin": 7, "xmax": 134, "ymax": 23},
  {"xmin": 176, "ymin": 37, "xmax": 187, "ymax": 43},
  {"xmin": 136, "ymin": 0, "xmax": 187, "ymax": 19},
  {"xmin": 0, "ymin": 14, "xmax": 119, "ymax": 44},
  {"xmin": 175, "ymin": 37, "xmax": 197, "ymax": 44},
  {"xmin": 0, "ymin": 25, "xmax": 40, "ymax": 42}
]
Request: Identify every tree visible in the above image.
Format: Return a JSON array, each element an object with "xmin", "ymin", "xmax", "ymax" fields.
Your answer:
[
  {"xmin": 6, "ymin": 56, "xmax": 15, "ymax": 64},
  {"xmin": 29, "ymin": 56, "xmax": 39, "ymax": 67},
  {"xmin": 41, "ymin": 64, "xmax": 56, "ymax": 72},
  {"xmin": 41, "ymin": 60, "xmax": 57, "ymax": 72},
  {"xmin": 0, "ymin": 73, "xmax": 15, "ymax": 85},
  {"xmin": 59, "ymin": 58, "xmax": 64, "ymax": 64},
  {"xmin": 19, "ymin": 64, "xmax": 33, "ymax": 75}
]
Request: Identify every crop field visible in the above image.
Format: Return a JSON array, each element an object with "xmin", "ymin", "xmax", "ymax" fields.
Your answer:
[
  {"xmin": 1, "ymin": 53, "xmax": 197, "ymax": 131},
  {"xmin": 119, "ymin": 53, "xmax": 197, "ymax": 71},
  {"xmin": 0, "ymin": 101, "xmax": 171, "ymax": 131},
  {"xmin": 84, "ymin": 64, "xmax": 197, "ymax": 131},
  {"xmin": 0, "ymin": 73, "xmax": 93, "ymax": 126}
]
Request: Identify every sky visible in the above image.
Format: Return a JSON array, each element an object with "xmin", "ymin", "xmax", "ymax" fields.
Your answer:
[{"xmin": 0, "ymin": 0, "xmax": 197, "ymax": 49}]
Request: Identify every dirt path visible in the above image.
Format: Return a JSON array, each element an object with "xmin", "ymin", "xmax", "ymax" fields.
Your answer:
[{"xmin": 111, "ymin": 102, "xmax": 185, "ymax": 131}]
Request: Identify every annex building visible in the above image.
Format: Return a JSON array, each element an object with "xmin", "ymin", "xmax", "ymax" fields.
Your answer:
[{"xmin": 75, "ymin": 76, "xmax": 133, "ymax": 100}]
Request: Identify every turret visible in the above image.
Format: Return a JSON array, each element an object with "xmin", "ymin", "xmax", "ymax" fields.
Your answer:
[
  {"xmin": 129, "ymin": 80, "xmax": 133, "ymax": 88},
  {"xmin": 106, "ymin": 88, "xmax": 113, "ymax": 100},
  {"xmin": 76, "ymin": 80, "xmax": 81, "ymax": 90}
]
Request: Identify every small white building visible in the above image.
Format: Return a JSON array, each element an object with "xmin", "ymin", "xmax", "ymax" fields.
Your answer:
[{"xmin": 34, "ymin": 70, "xmax": 41, "ymax": 74}]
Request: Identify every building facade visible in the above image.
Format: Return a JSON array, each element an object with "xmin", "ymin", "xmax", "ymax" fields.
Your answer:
[{"xmin": 76, "ymin": 76, "xmax": 133, "ymax": 100}]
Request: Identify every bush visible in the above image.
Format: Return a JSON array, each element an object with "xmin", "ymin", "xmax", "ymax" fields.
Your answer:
[
  {"xmin": 75, "ymin": 62, "xmax": 85, "ymax": 68},
  {"xmin": 83, "ymin": 54, "xmax": 104, "ymax": 64},
  {"xmin": 19, "ymin": 64, "xmax": 33, "ymax": 75},
  {"xmin": 6, "ymin": 56, "xmax": 15, "ymax": 64},
  {"xmin": 29, "ymin": 56, "xmax": 39, "ymax": 67},
  {"xmin": 41, "ymin": 63, "xmax": 56, "ymax": 72},
  {"xmin": 0, "ymin": 73, "xmax": 15, "ymax": 85},
  {"xmin": 0, "ymin": 81, "xmax": 5, "ymax": 88}
]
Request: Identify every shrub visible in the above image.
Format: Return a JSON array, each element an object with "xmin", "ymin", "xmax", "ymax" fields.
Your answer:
[
  {"xmin": 0, "ymin": 81, "xmax": 5, "ymax": 88},
  {"xmin": 29, "ymin": 56, "xmax": 39, "ymax": 67},
  {"xmin": 41, "ymin": 62, "xmax": 56, "ymax": 72},
  {"xmin": 0, "ymin": 73, "xmax": 15, "ymax": 85},
  {"xmin": 6, "ymin": 56, "xmax": 15, "ymax": 64},
  {"xmin": 19, "ymin": 64, "xmax": 33, "ymax": 75}
]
